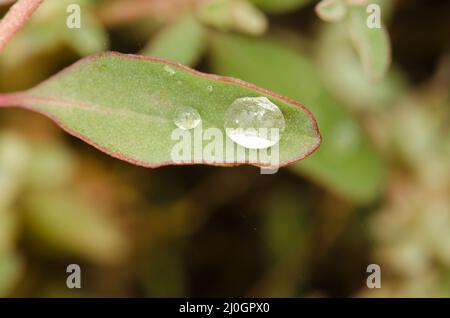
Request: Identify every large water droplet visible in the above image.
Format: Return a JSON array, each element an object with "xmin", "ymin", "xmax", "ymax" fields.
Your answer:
[
  {"xmin": 174, "ymin": 106, "xmax": 201, "ymax": 130},
  {"xmin": 224, "ymin": 97, "xmax": 286, "ymax": 149}
]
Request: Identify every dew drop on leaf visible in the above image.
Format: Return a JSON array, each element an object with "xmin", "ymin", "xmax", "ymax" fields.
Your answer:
[
  {"xmin": 174, "ymin": 106, "xmax": 202, "ymax": 130},
  {"xmin": 224, "ymin": 97, "xmax": 286, "ymax": 149},
  {"xmin": 164, "ymin": 65, "xmax": 176, "ymax": 75}
]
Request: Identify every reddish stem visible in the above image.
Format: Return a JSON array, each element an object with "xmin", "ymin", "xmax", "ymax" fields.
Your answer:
[
  {"xmin": 0, "ymin": 0, "xmax": 44, "ymax": 52},
  {"xmin": 0, "ymin": 93, "xmax": 20, "ymax": 107},
  {"xmin": 97, "ymin": 0, "xmax": 199, "ymax": 26}
]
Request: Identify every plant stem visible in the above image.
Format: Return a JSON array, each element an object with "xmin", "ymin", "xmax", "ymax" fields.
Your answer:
[
  {"xmin": 0, "ymin": 0, "xmax": 44, "ymax": 52},
  {"xmin": 0, "ymin": 93, "xmax": 19, "ymax": 107},
  {"xmin": 97, "ymin": 0, "xmax": 199, "ymax": 26}
]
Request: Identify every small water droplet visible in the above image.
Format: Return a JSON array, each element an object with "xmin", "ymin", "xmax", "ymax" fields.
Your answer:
[
  {"xmin": 164, "ymin": 65, "xmax": 176, "ymax": 75},
  {"xmin": 174, "ymin": 106, "xmax": 201, "ymax": 130},
  {"xmin": 207, "ymin": 85, "xmax": 213, "ymax": 92},
  {"xmin": 224, "ymin": 97, "xmax": 285, "ymax": 149}
]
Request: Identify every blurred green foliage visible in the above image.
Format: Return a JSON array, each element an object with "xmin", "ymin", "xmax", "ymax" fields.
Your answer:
[
  {"xmin": 142, "ymin": 12, "xmax": 206, "ymax": 66},
  {"xmin": 0, "ymin": 0, "xmax": 449, "ymax": 297}
]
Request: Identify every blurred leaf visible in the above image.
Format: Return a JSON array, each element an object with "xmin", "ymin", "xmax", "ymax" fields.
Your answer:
[
  {"xmin": 0, "ymin": 0, "xmax": 108, "ymax": 69},
  {"xmin": 25, "ymin": 142, "xmax": 75, "ymax": 189},
  {"xmin": 0, "ymin": 132, "xmax": 31, "ymax": 207},
  {"xmin": 315, "ymin": 0, "xmax": 347, "ymax": 22},
  {"xmin": 209, "ymin": 33, "xmax": 384, "ymax": 202},
  {"xmin": 0, "ymin": 207, "xmax": 18, "ymax": 253},
  {"xmin": 142, "ymin": 13, "xmax": 206, "ymax": 67},
  {"xmin": 0, "ymin": 252, "xmax": 23, "ymax": 297},
  {"xmin": 0, "ymin": 52, "xmax": 320, "ymax": 168},
  {"xmin": 63, "ymin": 3, "xmax": 108, "ymax": 56},
  {"xmin": 372, "ymin": 0, "xmax": 396, "ymax": 23},
  {"xmin": 316, "ymin": 24, "xmax": 405, "ymax": 109},
  {"xmin": 250, "ymin": 0, "xmax": 312, "ymax": 13},
  {"xmin": 24, "ymin": 192, "xmax": 128, "ymax": 264},
  {"xmin": 346, "ymin": 4, "xmax": 391, "ymax": 81},
  {"xmin": 197, "ymin": 0, "xmax": 267, "ymax": 35}
]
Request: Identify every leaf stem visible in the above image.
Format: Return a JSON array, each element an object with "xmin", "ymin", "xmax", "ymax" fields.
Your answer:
[
  {"xmin": 97, "ymin": 0, "xmax": 199, "ymax": 26},
  {"xmin": 0, "ymin": 0, "xmax": 44, "ymax": 52},
  {"xmin": 0, "ymin": 93, "xmax": 20, "ymax": 107}
]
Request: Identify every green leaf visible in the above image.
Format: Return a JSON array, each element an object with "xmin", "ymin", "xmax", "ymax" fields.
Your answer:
[
  {"xmin": 0, "ymin": 52, "xmax": 320, "ymax": 168},
  {"xmin": 346, "ymin": 4, "xmax": 391, "ymax": 81},
  {"xmin": 315, "ymin": 0, "xmax": 347, "ymax": 22},
  {"xmin": 209, "ymin": 33, "xmax": 384, "ymax": 202},
  {"xmin": 142, "ymin": 13, "xmax": 206, "ymax": 67},
  {"xmin": 197, "ymin": 0, "xmax": 267, "ymax": 35},
  {"xmin": 63, "ymin": 6, "xmax": 108, "ymax": 57},
  {"xmin": 250, "ymin": 0, "xmax": 313, "ymax": 13},
  {"xmin": 316, "ymin": 24, "xmax": 406, "ymax": 110}
]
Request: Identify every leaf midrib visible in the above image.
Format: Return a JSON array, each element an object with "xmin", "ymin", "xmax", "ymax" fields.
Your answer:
[{"xmin": 20, "ymin": 93, "xmax": 171, "ymax": 123}]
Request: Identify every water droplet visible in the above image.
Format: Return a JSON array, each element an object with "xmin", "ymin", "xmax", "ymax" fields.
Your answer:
[
  {"xmin": 224, "ymin": 97, "xmax": 285, "ymax": 149},
  {"xmin": 174, "ymin": 106, "xmax": 201, "ymax": 130},
  {"xmin": 164, "ymin": 65, "xmax": 176, "ymax": 75},
  {"xmin": 207, "ymin": 85, "xmax": 213, "ymax": 92}
]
